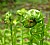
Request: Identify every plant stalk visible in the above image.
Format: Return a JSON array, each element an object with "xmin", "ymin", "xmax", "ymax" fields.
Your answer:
[
  {"xmin": 9, "ymin": 17, "xmax": 13, "ymax": 45},
  {"xmin": 14, "ymin": 27, "xmax": 16, "ymax": 45},
  {"xmin": 30, "ymin": 29, "xmax": 33, "ymax": 45},
  {"xmin": 22, "ymin": 29, "xmax": 23, "ymax": 45},
  {"xmin": 40, "ymin": 20, "xmax": 44, "ymax": 45},
  {"xmin": 10, "ymin": 23, "xmax": 13, "ymax": 45}
]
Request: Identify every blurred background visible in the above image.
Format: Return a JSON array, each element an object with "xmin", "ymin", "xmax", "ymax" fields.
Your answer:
[{"xmin": 0, "ymin": 0, "xmax": 50, "ymax": 29}]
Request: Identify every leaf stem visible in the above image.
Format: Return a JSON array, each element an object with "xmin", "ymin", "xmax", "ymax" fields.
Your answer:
[
  {"xmin": 9, "ymin": 17, "xmax": 13, "ymax": 45},
  {"xmin": 22, "ymin": 29, "xmax": 23, "ymax": 45},
  {"xmin": 40, "ymin": 20, "xmax": 44, "ymax": 45},
  {"xmin": 10, "ymin": 23, "xmax": 13, "ymax": 45},
  {"xmin": 30, "ymin": 29, "xmax": 33, "ymax": 45}
]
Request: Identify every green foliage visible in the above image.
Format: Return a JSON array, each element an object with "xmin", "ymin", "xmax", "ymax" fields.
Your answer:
[
  {"xmin": 0, "ymin": 9, "xmax": 50, "ymax": 45},
  {"xmin": 4, "ymin": 11, "xmax": 13, "ymax": 23}
]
